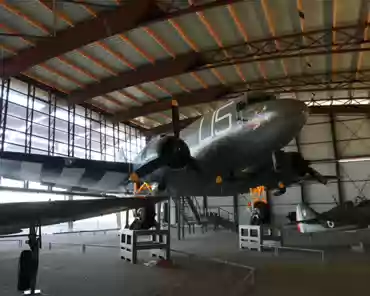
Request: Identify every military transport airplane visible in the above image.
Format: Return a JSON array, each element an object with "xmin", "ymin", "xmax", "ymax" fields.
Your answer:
[
  {"xmin": 0, "ymin": 93, "xmax": 326, "ymax": 293},
  {"xmin": 295, "ymin": 199, "xmax": 370, "ymax": 233}
]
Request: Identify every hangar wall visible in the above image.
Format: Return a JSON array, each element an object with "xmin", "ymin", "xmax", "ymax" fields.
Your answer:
[
  {"xmin": 271, "ymin": 113, "xmax": 370, "ymax": 226},
  {"xmin": 0, "ymin": 78, "xmax": 146, "ymax": 233}
]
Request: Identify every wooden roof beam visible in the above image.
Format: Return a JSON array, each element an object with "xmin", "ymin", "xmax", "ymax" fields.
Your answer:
[
  {"xmin": 143, "ymin": 116, "xmax": 201, "ymax": 137},
  {"xmin": 309, "ymin": 105, "xmax": 370, "ymax": 114},
  {"xmin": 1, "ymin": 0, "xmax": 161, "ymax": 79},
  {"xmin": 1, "ymin": 0, "xmax": 245, "ymax": 80},
  {"xmin": 113, "ymin": 85, "xmax": 228, "ymax": 122},
  {"xmin": 69, "ymin": 52, "xmax": 204, "ymax": 104}
]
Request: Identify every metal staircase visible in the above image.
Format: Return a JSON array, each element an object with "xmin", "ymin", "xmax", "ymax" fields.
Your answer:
[
  {"xmin": 178, "ymin": 197, "xmax": 236, "ymax": 235},
  {"xmin": 206, "ymin": 207, "xmax": 236, "ymax": 231}
]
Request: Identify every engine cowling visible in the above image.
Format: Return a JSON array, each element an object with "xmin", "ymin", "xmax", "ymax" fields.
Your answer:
[{"xmin": 157, "ymin": 135, "xmax": 191, "ymax": 169}]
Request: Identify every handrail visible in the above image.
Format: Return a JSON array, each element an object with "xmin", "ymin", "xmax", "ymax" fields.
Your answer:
[
  {"xmin": 218, "ymin": 207, "xmax": 233, "ymax": 216},
  {"xmin": 208, "ymin": 206, "xmax": 233, "ymax": 214},
  {"xmin": 209, "ymin": 207, "xmax": 234, "ymax": 222},
  {"xmin": 192, "ymin": 196, "xmax": 203, "ymax": 214}
]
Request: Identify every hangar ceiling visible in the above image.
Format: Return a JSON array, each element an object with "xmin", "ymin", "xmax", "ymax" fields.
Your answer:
[{"xmin": 1, "ymin": 0, "xmax": 370, "ymax": 134}]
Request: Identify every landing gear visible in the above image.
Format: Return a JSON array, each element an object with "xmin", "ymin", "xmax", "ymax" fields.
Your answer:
[
  {"xmin": 18, "ymin": 225, "xmax": 41, "ymax": 295},
  {"xmin": 250, "ymin": 201, "xmax": 271, "ymax": 225},
  {"xmin": 273, "ymin": 182, "xmax": 286, "ymax": 196},
  {"xmin": 129, "ymin": 203, "xmax": 158, "ymax": 230},
  {"xmin": 272, "ymin": 151, "xmax": 287, "ymax": 196}
]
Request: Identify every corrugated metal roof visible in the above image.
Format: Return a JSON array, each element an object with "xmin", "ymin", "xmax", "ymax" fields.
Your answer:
[{"xmin": 1, "ymin": 0, "xmax": 370, "ymax": 130}]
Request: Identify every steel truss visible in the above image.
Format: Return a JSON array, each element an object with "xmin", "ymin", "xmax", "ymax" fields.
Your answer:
[
  {"xmin": 226, "ymin": 69, "xmax": 370, "ymax": 98},
  {"xmin": 118, "ymin": 69, "xmax": 370, "ymax": 122},
  {"xmin": 200, "ymin": 24, "xmax": 370, "ymax": 70},
  {"xmin": 307, "ymin": 97, "xmax": 370, "ymax": 106}
]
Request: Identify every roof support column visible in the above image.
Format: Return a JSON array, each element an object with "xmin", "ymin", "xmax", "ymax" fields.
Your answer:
[{"xmin": 329, "ymin": 112, "xmax": 344, "ymax": 204}]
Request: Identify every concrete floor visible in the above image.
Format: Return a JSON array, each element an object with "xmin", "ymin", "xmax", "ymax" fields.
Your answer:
[{"xmin": 1, "ymin": 229, "xmax": 370, "ymax": 296}]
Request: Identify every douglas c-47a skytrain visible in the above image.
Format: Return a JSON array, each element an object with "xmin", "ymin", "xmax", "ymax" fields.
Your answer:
[{"xmin": 0, "ymin": 93, "xmax": 328, "ymax": 292}]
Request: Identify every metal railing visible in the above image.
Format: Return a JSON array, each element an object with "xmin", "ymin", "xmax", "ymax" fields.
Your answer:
[
  {"xmin": 171, "ymin": 249, "xmax": 255, "ymax": 287},
  {"xmin": 270, "ymin": 245, "xmax": 325, "ymax": 262},
  {"xmin": 208, "ymin": 206, "xmax": 234, "ymax": 222},
  {"xmin": 0, "ymin": 239, "xmax": 23, "ymax": 247}
]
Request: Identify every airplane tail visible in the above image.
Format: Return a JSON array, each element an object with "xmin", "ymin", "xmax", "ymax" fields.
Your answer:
[{"xmin": 296, "ymin": 203, "xmax": 327, "ymax": 233}]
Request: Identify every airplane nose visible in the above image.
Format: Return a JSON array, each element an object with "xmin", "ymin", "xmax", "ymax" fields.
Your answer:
[
  {"xmin": 257, "ymin": 99, "xmax": 308, "ymax": 148},
  {"xmin": 279, "ymin": 99, "xmax": 308, "ymax": 120}
]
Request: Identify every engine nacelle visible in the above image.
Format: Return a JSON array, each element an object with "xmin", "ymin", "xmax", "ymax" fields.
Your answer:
[
  {"xmin": 137, "ymin": 135, "xmax": 191, "ymax": 169},
  {"xmin": 157, "ymin": 136, "xmax": 190, "ymax": 169}
]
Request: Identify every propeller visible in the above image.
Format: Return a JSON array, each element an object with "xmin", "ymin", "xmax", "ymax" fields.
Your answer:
[
  {"xmin": 129, "ymin": 99, "xmax": 200, "ymax": 184},
  {"xmin": 172, "ymin": 99, "xmax": 180, "ymax": 138}
]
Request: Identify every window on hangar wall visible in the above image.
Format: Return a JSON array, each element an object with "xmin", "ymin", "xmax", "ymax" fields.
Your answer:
[
  {"xmin": 0, "ymin": 78, "xmax": 146, "ymax": 194},
  {"xmin": 0, "ymin": 78, "xmax": 147, "ymax": 232}
]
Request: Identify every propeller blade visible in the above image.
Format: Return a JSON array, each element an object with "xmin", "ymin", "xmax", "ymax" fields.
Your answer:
[
  {"xmin": 171, "ymin": 99, "xmax": 180, "ymax": 138},
  {"xmin": 307, "ymin": 167, "xmax": 328, "ymax": 185}
]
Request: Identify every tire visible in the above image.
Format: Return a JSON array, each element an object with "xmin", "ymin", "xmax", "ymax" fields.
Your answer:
[
  {"xmin": 17, "ymin": 250, "xmax": 32, "ymax": 291},
  {"xmin": 250, "ymin": 214, "xmax": 262, "ymax": 225},
  {"xmin": 251, "ymin": 201, "xmax": 271, "ymax": 225}
]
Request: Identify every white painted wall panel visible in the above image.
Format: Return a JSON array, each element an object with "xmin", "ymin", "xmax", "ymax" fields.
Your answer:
[
  {"xmin": 301, "ymin": 142, "xmax": 334, "ymax": 160},
  {"xmin": 300, "ymin": 123, "xmax": 332, "ymax": 144},
  {"xmin": 337, "ymin": 139, "xmax": 370, "ymax": 157},
  {"xmin": 335, "ymin": 118, "xmax": 370, "ymax": 140},
  {"xmin": 304, "ymin": 182, "xmax": 338, "ymax": 204},
  {"xmin": 310, "ymin": 162, "xmax": 336, "ymax": 176},
  {"xmin": 270, "ymin": 204, "xmax": 296, "ymax": 226},
  {"xmin": 309, "ymin": 203, "xmax": 337, "ymax": 213},
  {"xmin": 343, "ymin": 181, "xmax": 370, "ymax": 201},
  {"xmin": 306, "ymin": 115, "xmax": 329, "ymax": 125},
  {"xmin": 284, "ymin": 145, "xmax": 298, "ymax": 152},
  {"xmin": 336, "ymin": 115, "xmax": 366, "ymax": 122},
  {"xmin": 339, "ymin": 161, "xmax": 370, "ymax": 181},
  {"xmin": 207, "ymin": 196, "xmax": 234, "ymax": 207},
  {"xmin": 270, "ymin": 186, "xmax": 301, "ymax": 205}
]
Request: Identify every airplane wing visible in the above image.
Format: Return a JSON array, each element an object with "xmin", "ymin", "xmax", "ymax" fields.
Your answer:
[
  {"xmin": 0, "ymin": 151, "xmax": 134, "ymax": 193},
  {"xmin": 0, "ymin": 196, "xmax": 167, "ymax": 235}
]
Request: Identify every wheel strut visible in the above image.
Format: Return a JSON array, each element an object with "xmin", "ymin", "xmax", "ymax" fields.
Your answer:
[{"xmin": 18, "ymin": 225, "xmax": 41, "ymax": 295}]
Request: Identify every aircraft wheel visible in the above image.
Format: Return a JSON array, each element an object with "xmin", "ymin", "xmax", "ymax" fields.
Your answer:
[
  {"xmin": 250, "ymin": 202, "xmax": 271, "ymax": 225},
  {"xmin": 17, "ymin": 250, "xmax": 33, "ymax": 291},
  {"xmin": 250, "ymin": 214, "xmax": 262, "ymax": 225}
]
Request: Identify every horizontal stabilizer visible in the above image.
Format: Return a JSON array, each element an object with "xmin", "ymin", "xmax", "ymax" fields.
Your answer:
[{"xmin": 296, "ymin": 203, "xmax": 327, "ymax": 233}]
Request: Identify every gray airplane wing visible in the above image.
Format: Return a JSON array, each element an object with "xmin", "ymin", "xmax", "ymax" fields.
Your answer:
[
  {"xmin": 0, "ymin": 151, "xmax": 134, "ymax": 193},
  {"xmin": 0, "ymin": 196, "xmax": 166, "ymax": 235}
]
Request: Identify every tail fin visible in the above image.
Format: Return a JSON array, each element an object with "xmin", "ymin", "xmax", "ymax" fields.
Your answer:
[{"xmin": 296, "ymin": 203, "xmax": 327, "ymax": 233}]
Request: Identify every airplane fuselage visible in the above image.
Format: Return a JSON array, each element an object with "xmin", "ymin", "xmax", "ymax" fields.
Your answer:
[{"xmin": 135, "ymin": 98, "xmax": 308, "ymax": 196}]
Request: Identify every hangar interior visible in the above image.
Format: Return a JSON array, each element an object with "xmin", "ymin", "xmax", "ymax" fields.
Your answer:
[{"xmin": 2, "ymin": 0, "xmax": 370, "ymax": 295}]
